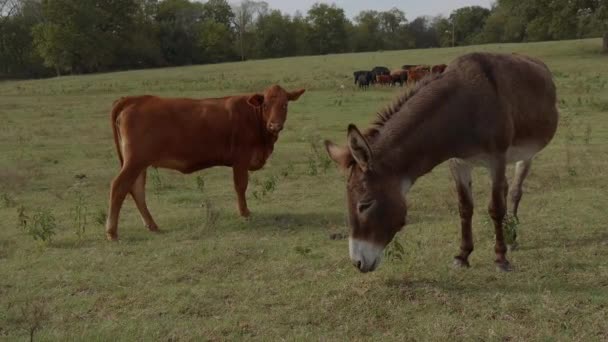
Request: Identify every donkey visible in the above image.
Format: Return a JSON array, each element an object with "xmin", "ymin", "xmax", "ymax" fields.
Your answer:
[{"xmin": 325, "ymin": 52, "xmax": 558, "ymax": 273}]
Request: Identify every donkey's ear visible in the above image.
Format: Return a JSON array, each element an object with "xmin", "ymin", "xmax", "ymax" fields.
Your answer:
[
  {"xmin": 325, "ymin": 140, "xmax": 352, "ymax": 170},
  {"xmin": 247, "ymin": 94, "xmax": 264, "ymax": 108},
  {"xmin": 347, "ymin": 124, "xmax": 373, "ymax": 172}
]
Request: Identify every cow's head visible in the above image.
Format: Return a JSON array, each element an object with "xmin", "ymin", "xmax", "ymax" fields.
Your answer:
[{"xmin": 248, "ymin": 85, "xmax": 306, "ymax": 135}]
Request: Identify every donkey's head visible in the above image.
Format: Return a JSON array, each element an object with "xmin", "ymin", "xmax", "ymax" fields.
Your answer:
[{"xmin": 325, "ymin": 124, "xmax": 407, "ymax": 273}]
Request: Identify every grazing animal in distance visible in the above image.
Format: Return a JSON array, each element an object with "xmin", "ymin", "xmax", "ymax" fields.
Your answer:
[
  {"xmin": 357, "ymin": 73, "xmax": 371, "ymax": 89},
  {"xmin": 407, "ymin": 67, "xmax": 429, "ymax": 84},
  {"xmin": 401, "ymin": 64, "xmax": 416, "ymax": 70},
  {"xmin": 105, "ymin": 85, "xmax": 306, "ymax": 240},
  {"xmin": 371, "ymin": 66, "xmax": 390, "ymax": 83},
  {"xmin": 432, "ymin": 64, "xmax": 447, "ymax": 74},
  {"xmin": 325, "ymin": 52, "xmax": 558, "ymax": 273},
  {"xmin": 390, "ymin": 69, "xmax": 408, "ymax": 86},
  {"xmin": 353, "ymin": 70, "xmax": 370, "ymax": 85},
  {"xmin": 375, "ymin": 74, "xmax": 393, "ymax": 86}
]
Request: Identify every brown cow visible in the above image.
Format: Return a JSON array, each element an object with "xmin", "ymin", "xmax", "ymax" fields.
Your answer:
[
  {"xmin": 105, "ymin": 85, "xmax": 306, "ymax": 240},
  {"xmin": 390, "ymin": 69, "xmax": 408, "ymax": 86},
  {"xmin": 432, "ymin": 64, "xmax": 447, "ymax": 74},
  {"xmin": 407, "ymin": 67, "xmax": 429, "ymax": 84},
  {"xmin": 376, "ymin": 74, "xmax": 393, "ymax": 86}
]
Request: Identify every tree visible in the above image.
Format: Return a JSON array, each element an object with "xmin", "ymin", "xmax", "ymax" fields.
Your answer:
[
  {"xmin": 232, "ymin": 0, "xmax": 267, "ymax": 60},
  {"xmin": 254, "ymin": 10, "xmax": 295, "ymax": 58},
  {"xmin": 33, "ymin": 0, "xmax": 141, "ymax": 74},
  {"xmin": 450, "ymin": 6, "xmax": 490, "ymax": 45},
  {"xmin": 378, "ymin": 8, "xmax": 409, "ymax": 50},
  {"xmin": 306, "ymin": 3, "xmax": 349, "ymax": 54},
  {"xmin": 353, "ymin": 10, "xmax": 382, "ymax": 52},
  {"xmin": 288, "ymin": 11, "xmax": 311, "ymax": 56},
  {"xmin": 407, "ymin": 16, "xmax": 439, "ymax": 48},
  {"xmin": 198, "ymin": 0, "xmax": 235, "ymax": 62},
  {"xmin": 156, "ymin": 0, "xmax": 206, "ymax": 65},
  {"xmin": 0, "ymin": 0, "xmax": 49, "ymax": 78}
]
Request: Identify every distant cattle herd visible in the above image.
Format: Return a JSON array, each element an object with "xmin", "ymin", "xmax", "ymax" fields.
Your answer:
[{"xmin": 353, "ymin": 63, "xmax": 447, "ymax": 89}]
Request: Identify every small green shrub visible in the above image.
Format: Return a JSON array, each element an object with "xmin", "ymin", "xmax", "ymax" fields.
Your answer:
[
  {"xmin": 70, "ymin": 189, "xmax": 88, "ymax": 241},
  {"xmin": 17, "ymin": 207, "xmax": 57, "ymax": 243}
]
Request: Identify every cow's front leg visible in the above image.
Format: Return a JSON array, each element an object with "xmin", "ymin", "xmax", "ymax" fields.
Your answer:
[{"xmin": 232, "ymin": 165, "xmax": 250, "ymax": 217}]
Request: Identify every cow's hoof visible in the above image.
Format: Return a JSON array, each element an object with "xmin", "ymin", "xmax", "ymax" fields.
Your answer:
[
  {"xmin": 146, "ymin": 224, "xmax": 160, "ymax": 233},
  {"xmin": 240, "ymin": 210, "xmax": 251, "ymax": 218},
  {"xmin": 453, "ymin": 257, "xmax": 470, "ymax": 269},
  {"xmin": 106, "ymin": 233, "xmax": 118, "ymax": 241},
  {"xmin": 496, "ymin": 260, "xmax": 512, "ymax": 272}
]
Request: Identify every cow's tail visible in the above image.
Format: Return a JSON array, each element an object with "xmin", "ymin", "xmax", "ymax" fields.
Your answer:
[{"xmin": 110, "ymin": 97, "xmax": 131, "ymax": 166}]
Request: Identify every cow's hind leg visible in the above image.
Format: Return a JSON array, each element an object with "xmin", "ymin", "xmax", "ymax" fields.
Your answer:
[
  {"xmin": 130, "ymin": 168, "xmax": 159, "ymax": 233},
  {"xmin": 507, "ymin": 159, "xmax": 532, "ymax": 250},
  {"xmin": 106, "ymin": 163, "xmax": 143, "ymax": 241},
  {"xmin": 449, "ymin": 159, "xmax": 475, "ymax": 268},
  {"xmin": 488, "ymin": 155, "xmax": 511, "ymax": 271}
]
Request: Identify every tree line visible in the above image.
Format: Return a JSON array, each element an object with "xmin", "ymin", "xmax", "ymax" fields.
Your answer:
[{"xmin": 1, "ymin": 0, "xmax": 606, "ymax": 79}]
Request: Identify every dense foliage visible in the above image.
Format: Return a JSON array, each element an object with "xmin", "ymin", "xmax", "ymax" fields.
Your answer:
[{"xmin": 0, "ymin": 0, "xmax": 606, "ymax": 79}]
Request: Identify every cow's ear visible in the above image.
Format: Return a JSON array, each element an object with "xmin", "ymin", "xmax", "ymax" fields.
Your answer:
[
  {"xmin": 325, "ymin": 140, "xmax": 353, "ymax": 171},
  {"xmin": 287, "ymin": 88, "xmax": 306, "ymax": 102},
  {"xmin": 247, "ymin": 94, "xmax": 264, "ymax": 108},
  {"xmin": 347, "ymin": 124, "xmax": 373, "ymax": 172}
]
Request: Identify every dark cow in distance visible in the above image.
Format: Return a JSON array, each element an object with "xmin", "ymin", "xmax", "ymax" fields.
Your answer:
[
  {"xmin": 354, "ymin": 70, "xmax": 373, "ymax": 87},
  {"xmin": 105, "ymin": 85, "xmax": 306, "ymax": 240},
  {"xmin": 353, "ymin": 70, "xmax": 369, "ymax": 85},
  {"xmin": 371, "ymin": 66, "xmax": 390, "ymax": 83},
  {"xmin": 372, "ymin": 66, "xmax": 390, "ymax": 75},
  {"xmin": 357, "ymin": 73, "xmax": 371, "ymax": 89}
]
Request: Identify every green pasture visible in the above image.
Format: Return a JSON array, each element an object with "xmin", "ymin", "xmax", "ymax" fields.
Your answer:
[{"xmin": 0, "ymin": 38, "xmax": 607, "ymax": 340}]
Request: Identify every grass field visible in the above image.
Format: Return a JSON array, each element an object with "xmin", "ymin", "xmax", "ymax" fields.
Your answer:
[{"xmin": 1, "ymin": 38, "xmax": 607, "ymax": 341}]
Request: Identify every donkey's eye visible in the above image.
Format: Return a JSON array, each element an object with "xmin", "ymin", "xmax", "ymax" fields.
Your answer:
[{"xmin": 357, "ymin": 200, "xmax": 375, "ymax": 213}]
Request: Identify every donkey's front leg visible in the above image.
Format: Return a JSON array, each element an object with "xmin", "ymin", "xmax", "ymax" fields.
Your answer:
[
  {"xmin": 488, "ymin": 156, "xmax": 511, "ymax": 272},
  {"xmin": 449, "ymin": 159, "xmax": 474, "ymax": 268}
]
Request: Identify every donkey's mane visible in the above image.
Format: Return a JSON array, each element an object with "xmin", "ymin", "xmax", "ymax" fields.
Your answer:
[{"xmin": 364, "ymin": 72, "xmax": 445, "ymax": 139}]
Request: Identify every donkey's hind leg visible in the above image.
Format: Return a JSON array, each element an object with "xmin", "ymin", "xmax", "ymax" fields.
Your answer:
[{"xmin": 506, "ymin": 159, "xmax": 533, "ymax": 250}]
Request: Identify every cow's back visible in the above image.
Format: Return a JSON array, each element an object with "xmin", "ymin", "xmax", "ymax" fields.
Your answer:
[{"xmin": 116, "ymin": 95, "xmax": 261, "ymax": 172}]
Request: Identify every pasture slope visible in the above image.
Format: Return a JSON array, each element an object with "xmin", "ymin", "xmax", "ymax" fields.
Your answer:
[{"xmin": 0, "ymin": 38, "xmax": 607, "ymax": 341}]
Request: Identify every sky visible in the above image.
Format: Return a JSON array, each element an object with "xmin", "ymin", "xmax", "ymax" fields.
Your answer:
[{"xmin": 259, "ymin": 0, "xmax": 494, "ymax": 20}]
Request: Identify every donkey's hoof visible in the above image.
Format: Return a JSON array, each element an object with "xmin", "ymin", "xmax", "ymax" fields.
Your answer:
[
  {"xmin": 495, "ymin": 260, "xmax": 512, "ymax": 272},
  {"xmin": 453, "ymin": 257, "xmax": 470, "ymax": 268}
]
